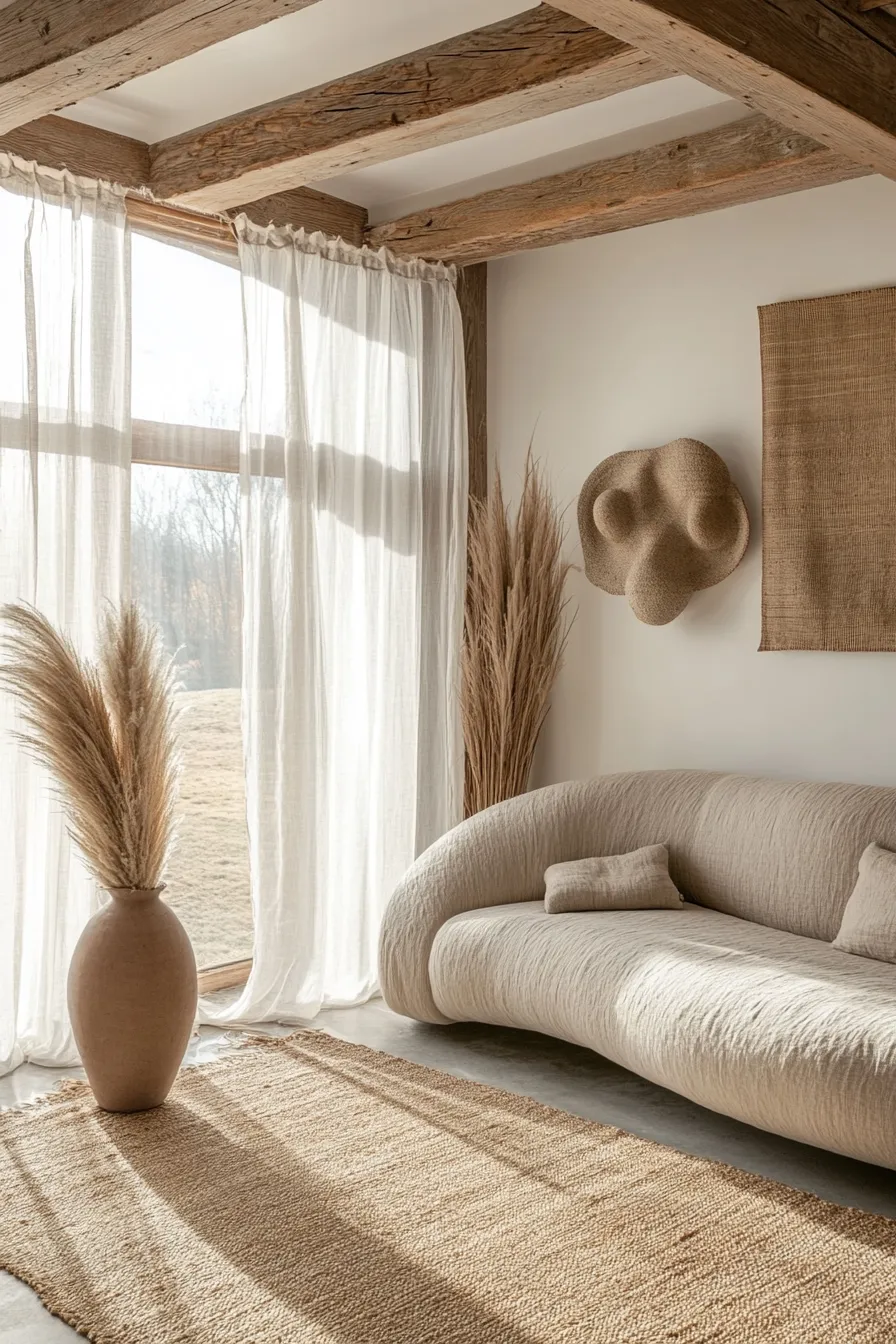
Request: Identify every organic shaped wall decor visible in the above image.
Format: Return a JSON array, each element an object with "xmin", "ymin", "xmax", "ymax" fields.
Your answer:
[{"xmin": 577, "ymin": 438, "xmax": 749, "ymax": 625}]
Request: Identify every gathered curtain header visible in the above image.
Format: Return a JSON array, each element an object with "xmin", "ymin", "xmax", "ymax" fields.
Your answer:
[
  {"xmin": 232, "ymin": 212, "xmax": 457, "ymax": 286},
  {"xmin": 0, "ymin": 149, "xmax": 127, "ymax": 213},
  {"xmin": 0, "ymin": 151, "xmax": 452, "ymax": 284}
]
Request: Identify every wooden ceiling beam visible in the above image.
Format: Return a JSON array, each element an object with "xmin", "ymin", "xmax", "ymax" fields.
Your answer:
[
  {"xmin": 0, "ymin": 114, "xmax": 150, "ymax": 186},
  {"xmin": 0, "ymin": 1, "xmax": 322, "ymax": 137},
  {"xmin": 366, "ymin": 114, "xmax": 869, "ymax": 265},
  {"xmin": 553, "ymin": 0, "xmax": 896, "ymax": 180},
  {"xmin": 147, "ymin": 5, "xmax": 670, "ymax": 211},
  {"xmin": 225, "ymin": 187, "xmax": 367, "ymax": 246}
]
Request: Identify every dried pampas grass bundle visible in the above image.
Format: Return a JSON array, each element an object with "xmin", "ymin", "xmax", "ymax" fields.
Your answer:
[
  {"xmin": 462, "ymin": 455, "xmax": 573, "ymax": 817},
  {"xmin": 0, "ymin": 602, "xmax": 180, "ymax": 890}
]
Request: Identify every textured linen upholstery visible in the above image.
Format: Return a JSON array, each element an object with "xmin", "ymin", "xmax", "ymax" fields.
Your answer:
[
  {"xmin": 429, "ymin": 902, "xmax": 896, "ymax": 1169},
  {"xmin": 380, "ymin": 770, "xmax": 896, "ymax": 1022},
  {"xmin": 379, "ymin": 772, "xmax": 716, "ymax": 1025},
  {"xmin": 675, "ymin": 772, "xmax": 896, "ymax": 939},
  {"xmin": 378, "ymin": 769, "xmax": 896, "ymax": 1166}
]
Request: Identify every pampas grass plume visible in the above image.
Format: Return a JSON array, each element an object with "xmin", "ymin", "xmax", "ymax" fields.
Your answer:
[
  {"xmin": 0, "ymin": 602, "xmax": 180, "ymax": 890},
  {"xmin": 462, "ymin": 454, "xmax": 573, "ymax": 817}
]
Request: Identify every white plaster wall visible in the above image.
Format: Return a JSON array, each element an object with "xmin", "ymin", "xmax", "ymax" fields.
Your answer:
[{"xmin": 488, "ymin": 175, "xmax": 896, "ymax": 789}]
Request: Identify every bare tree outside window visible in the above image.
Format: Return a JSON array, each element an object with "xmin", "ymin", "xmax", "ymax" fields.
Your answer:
[
  {"xmin": 131, "ymin": 463, "xmax": 251, "ymax": 969},
  {"xmin": 132, "ymin": 466, "xmax": 241, "ymax": 688}
]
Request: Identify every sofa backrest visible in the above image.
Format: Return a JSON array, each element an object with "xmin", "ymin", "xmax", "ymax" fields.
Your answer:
[{"xmin": 604, "ymin": 770, "xmax": 896, "ymax": 943}]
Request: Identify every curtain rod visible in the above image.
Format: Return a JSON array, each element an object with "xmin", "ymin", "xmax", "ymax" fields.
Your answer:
[{"xmin": 126, "ymin": 196, "xmax": 238, "ymax": 254}]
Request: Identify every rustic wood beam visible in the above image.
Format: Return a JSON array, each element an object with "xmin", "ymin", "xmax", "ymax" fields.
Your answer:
[
  {"xmin": 553, "ymin": 0, "xmax": 896, "ymax": 180},
  {"xmin": 227, "ymin": 187, "xmax": 367, "ymax": 246},
  {"xmin": 1, "ymin": 114, "xmax": 150, "ymax": 186},
  {"xmin": 0, "ymin": 0, "xmax": 322, "ymax": 136},
  {"xmin": 147, "ymin": 5, "xmax": 669, "ymax": 211},
  {"xmin": 367, "ymin": 114, "xmax": 869, "ymax": 265},
  {"xmin": 456, "ymin": 265, "xmax": 488, "ymax": 502}
]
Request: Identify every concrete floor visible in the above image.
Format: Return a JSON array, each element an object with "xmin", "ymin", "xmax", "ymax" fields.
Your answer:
[{"xmin": 3, "ymin": 999, "xmax": 896, "ymax": 1341}]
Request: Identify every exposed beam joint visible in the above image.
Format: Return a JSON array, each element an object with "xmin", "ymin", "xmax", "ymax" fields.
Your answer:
[
  {"xmin": 0, "ymin": 1, "xmax": 322, "ymax": 137},
  {"xmin": 367, "ymin": 114, "xmax": 869, "ymax": 265},
  {"xmin": 147, "ymin": 5, "xmax": 669, "ymax": 210},
  {"xmin": 553, "ymin": 0, "xmax": 896, "ymax": 180},
  {"xmin": 226, "ymin": 186, "xmax": 367, "ymax": 246}
]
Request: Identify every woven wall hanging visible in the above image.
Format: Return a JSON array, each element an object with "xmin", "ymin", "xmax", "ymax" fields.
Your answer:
[{"xmin": 759, "ymin": 286, "xmax": 896, "ymax": 651}]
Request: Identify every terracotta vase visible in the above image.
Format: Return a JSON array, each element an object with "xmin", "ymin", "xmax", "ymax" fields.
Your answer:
[{"xmin": 67, "ymin": 887, "xmax": 198, "ymax": 1113}]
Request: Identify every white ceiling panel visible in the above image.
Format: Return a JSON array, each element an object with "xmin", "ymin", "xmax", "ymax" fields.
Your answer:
[
  {"xmin": 52, "ymin": 0, "xmax": 744, "ymax": 229},
  {"xmin": 59, "ymin": 0, "xmax": 528, "ymax": 143},
  {"xmin": 317, "ymin": 80, "xmax": 744, "ymax": 222}
]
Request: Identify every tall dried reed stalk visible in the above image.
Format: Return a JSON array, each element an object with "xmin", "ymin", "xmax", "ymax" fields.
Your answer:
[
  {"xmin": 0, "ymin": 602, "xmax": 180, "ymax": 890},
  {"xmin": 462, "ymin": 456, "xmax": 573, "ymax": 817}
]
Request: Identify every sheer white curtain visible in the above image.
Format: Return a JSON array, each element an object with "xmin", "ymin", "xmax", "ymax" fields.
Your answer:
[
  {"xmin": 204, "ymin": 224, "xmax": 467, "ymax": 1024},
  {"xmin": 0, "ymin": 157, "xmax": 131, "ymax": 1076}
]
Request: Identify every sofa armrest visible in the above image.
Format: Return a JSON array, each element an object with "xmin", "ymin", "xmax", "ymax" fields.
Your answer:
[{"xmin": 379, "ymin": 780, "xmax": 607, "ymax": 1024}]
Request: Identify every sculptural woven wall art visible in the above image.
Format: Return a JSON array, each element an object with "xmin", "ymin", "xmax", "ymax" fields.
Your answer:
[{"xmin": 577, "ymin": 438, "xmax": 749, "ymax": 625}]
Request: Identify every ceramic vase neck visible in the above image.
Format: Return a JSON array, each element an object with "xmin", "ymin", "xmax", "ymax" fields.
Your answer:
[{"xmin": 105, "ymin": 886, "xmax": 165, "ymax": 905}]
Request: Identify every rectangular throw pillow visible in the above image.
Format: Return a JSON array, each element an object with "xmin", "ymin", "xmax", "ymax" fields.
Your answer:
[
  {"xmin": 832, "ymin": 842, "xmax": 896, "ymax": 964},
  {"xmin": 544, "ymin": 844, "xmax": 682, "ymax": 914}
]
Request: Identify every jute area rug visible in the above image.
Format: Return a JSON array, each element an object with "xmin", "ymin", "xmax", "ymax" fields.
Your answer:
[{"xmin": 1, "ymin": 1032, "xmax": 894, "ymax": 1343}]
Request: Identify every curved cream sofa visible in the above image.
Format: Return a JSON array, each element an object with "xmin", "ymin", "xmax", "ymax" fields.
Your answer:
[{"xmin": 379, "ymin": 770, "xmax": 896, "ymax": 1170}]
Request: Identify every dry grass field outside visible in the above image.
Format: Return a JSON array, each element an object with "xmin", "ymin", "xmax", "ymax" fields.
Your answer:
[{"xmin": 164, "ymin": 688, "xmax": 254, "ymax": 970}]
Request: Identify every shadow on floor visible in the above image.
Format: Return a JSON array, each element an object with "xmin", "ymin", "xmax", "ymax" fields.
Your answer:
[
  {"xmin": 314, "ymin": 1003, "xmax": 896, "ymax": 1220},
  {"xmin": 100, "ymin": 1068, "xmax": 537, "ymax": 1344}
]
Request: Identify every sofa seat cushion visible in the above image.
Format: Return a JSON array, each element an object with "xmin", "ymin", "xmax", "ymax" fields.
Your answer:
[{"xmin": 429, "ymin": 901, "xmax": 896, "ymax": 1168}]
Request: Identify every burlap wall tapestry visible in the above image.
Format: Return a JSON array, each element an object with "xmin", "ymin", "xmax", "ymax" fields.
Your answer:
[{"xmin": 759, "ymin": 286, "xmax": 896, "ymax": 651}]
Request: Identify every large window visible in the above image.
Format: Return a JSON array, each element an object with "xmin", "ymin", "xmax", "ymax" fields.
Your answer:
[{"xmin": 131, "ymin": 227, "xmax": 249, "ymax": 973}]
